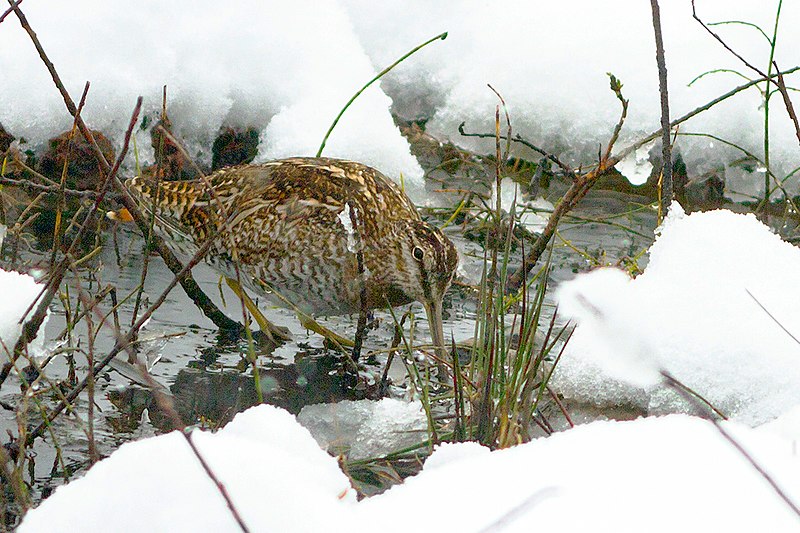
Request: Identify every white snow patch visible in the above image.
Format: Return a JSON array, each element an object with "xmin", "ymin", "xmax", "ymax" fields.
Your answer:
[
  {"xmin": 616, "ymin": 144, "xmax": 655, "ymax": 186},
  {"xmin": 557, "ymin": 268, "xmax": 663, "ymax": 388},
  {"xmin": 422, "ymin": 441, "xmax": 490, "ymax": 471},
  {"xmin": 553, "ymin": 205, "xmax": 800, "ymax": 425},
  {"xmin": 759, "ymin": 406, "xmax": 800, "ymax": 447},
  {"xmin": 0, "ymin": 267, "xmax": 48, "ymax": 359},
  {"xmin": 361, "ymin": 414, "xmax": 800, "ymax": 531}
]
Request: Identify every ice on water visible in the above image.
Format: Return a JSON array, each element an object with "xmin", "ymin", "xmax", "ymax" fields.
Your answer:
[
  {"xmin": 554, "ymin": 204, "xmax": 800, "ymax": 425},
  {"xmin": 297, "ymin": 398, "xmax": 427, "ymax": 460}
]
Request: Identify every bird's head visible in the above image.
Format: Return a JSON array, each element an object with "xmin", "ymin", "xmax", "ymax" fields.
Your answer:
[{"xmin": 391, "ymin": 220, "xmax": 458, "ymax": 367}]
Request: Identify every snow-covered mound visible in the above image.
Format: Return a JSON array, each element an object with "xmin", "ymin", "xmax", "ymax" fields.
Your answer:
[
  {"xmin": 361, "ymin": 414, "xmax": 800, "ymax": 532},
  {"xmin": 19, "ymin": 403, "xmax": 800, "ymax": 532},
  {"xmin": 0, "ymin": 1, "xmax": 423, "ymax": 192},
  {"xmin": 555, "ymin": 204, "xmax": 800, "ymax": 425},
  {"xmin": 18, "ymin": 405, "xmax": 359, "ymax": 533},
  {"xmin": 341, "ymin": 0, "xmax": 800, "ymax": 192}
]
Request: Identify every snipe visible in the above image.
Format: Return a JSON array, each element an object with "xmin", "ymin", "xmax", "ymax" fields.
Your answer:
[{"xmin": 126, "ymin": 157, "xmax": 458, "ymax": 365}]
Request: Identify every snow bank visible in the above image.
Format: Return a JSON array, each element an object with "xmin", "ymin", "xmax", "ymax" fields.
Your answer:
[
  {"xmin": 554, "ymin": 205, "xmax": 800, "ymax": 425},
  {"xmin": 20, "ymin": 404, "xmax": 800, "ymax": 532},
  {"xmin": 342, "ymin": 0, "xmax": 800, "ymax": 194},
  {"xmin": 363, "ymin": 414, "xmax": 800, "ymax": 532},
  {"xmin": 3, "ymin": 2, "xmax": 799, "ymax": 199}
]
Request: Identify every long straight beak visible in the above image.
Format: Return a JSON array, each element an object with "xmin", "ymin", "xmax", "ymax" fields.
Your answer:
[{"xmin": 424, "ymin": 297, "xmax": 449, "ymax": 378}]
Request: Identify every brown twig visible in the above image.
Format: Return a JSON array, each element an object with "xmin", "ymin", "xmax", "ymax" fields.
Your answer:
[
  {"xmin": 661, "ymin": 370, "xmax": 800, "ymax": 520},
  {"xmin": 774, "ymin": 62, "xmax": 800, "ymax": 146},
  {"xmin": 129, "ymin": 90, "xmax": 168, "ymax": 330},
  {"xmin": 80, "ymin": 292, "xmax": 99, "ymax": 465},
  {"xmin": 545, "ymin": 385, "xmax": 573, "ymax": 428},
  {"xmin": 458, "ymin": 122, "xmax": 576, "ymax": 179},
  {"xmin": 51, "ymin": 82, "xmax": 91, "ymax": 272},
  {"xmin": 182, "ymin": 431, "xmax": 252, "ymax": 533},
  {"xmin": 506, "ymin": 75, "xmax": 629, "ymax": 293},
  {"xmin": 348, "ymin": 202, "xmax": 368, "ymax": 369},
  {"xmin": 691, "ymin": 0, "xmax": 767, "ymax": 78},
  {"xmin": 603, "ymin": 75, "xmax": 629, "ymax": 163},
  {"xmin": 0, "ymin": 176, "xmax": 99, "ymax": 199}
]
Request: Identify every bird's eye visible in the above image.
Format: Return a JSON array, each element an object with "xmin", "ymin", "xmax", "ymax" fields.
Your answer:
[{"xmin": 412, "ymin": 246, "xmax": 424, "ymax": 261}]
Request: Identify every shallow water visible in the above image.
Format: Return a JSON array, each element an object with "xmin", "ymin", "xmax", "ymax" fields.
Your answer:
[{"xmin": 0, "ymin": 171, "xmax": 659, "ymax": 517}]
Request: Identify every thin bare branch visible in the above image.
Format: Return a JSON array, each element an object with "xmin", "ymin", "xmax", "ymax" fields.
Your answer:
[
  {"xmin": 0, "ymin": 0, "xmax": 21, "ymax": 24},
  {"xmin": 774, "ymin": 62, "xmax": 800, "ymax": 146},
  {"xmin": 183, "ymin": 431, "xmax": 252, "ymax": 533},
  {"xmin": 26, "ymin": 221, "xmax": 224, "ymax": 443},
  {"xmin": 691, "ymin": 0, "xmax": 768, "ymax": 79},
  {"xmin": 0, "ymin": 176, "xmax": 100, "ymax": 199},
  {"xmin": 458, "ymin": 122, "xmax": 576, "ymax": 179}
]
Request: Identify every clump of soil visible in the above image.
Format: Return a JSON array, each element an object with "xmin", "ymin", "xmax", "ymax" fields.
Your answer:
[
  {"xmin": 38, "ymin": 128, "xmax": 115, "ymax": 190},
  {"xmin": 212, "ymin": 126, "xmax": 259, "ymax": 170}
]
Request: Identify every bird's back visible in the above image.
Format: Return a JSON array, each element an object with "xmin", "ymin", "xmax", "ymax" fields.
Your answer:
[{"xmin": 126, "ymin": 157, "xmax": 423, "ymax": 315}]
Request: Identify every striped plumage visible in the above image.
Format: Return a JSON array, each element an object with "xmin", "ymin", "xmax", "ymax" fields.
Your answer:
[{"xmin": 125, "ymin": 157, "xmax": 458, "ymax": 357}]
